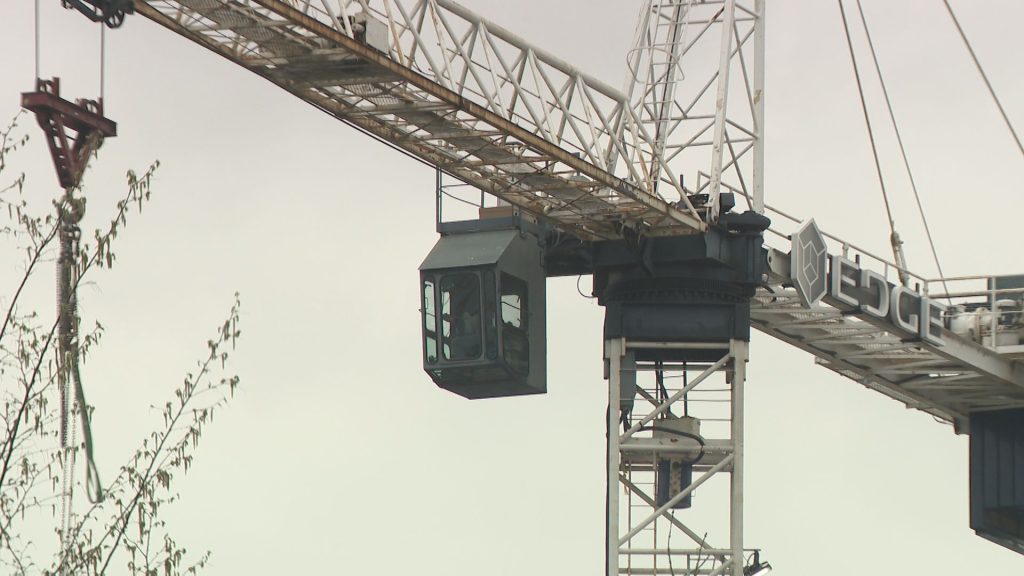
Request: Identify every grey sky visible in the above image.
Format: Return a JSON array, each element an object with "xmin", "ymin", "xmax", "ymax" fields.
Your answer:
[{"xmin": 2, "ymin": 1, "xmax": 1023, "ymax": 574}]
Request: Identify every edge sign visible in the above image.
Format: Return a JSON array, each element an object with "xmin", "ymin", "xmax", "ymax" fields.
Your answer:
[{"xmin": 791, "ymin": 221, "xmax": 945, "ymax": 347}]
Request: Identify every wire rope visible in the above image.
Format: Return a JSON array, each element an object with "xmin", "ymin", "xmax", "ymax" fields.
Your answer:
[
  {"xmin": 57, "ymin": 201, "xmax": 76, "ymax": 567},
  {"xmin": 34, "ymin": 0, "xmax": 41, "ymax": 78},
  {"xmin": 57, "ymin": 195, "xmax": 104, "ymax": 505},
  {"xmin": 853, "ymin": 0, "xmax": 950, "ymax": 300},
  {"xmin": 100, "ymin": 24, "xmax": 106, "ymax": 102},
  {"xmin": 837, "ymin": 0, "xmax": 909, "ymax": 286},
  {"xmin": 942, "ymin": 0, "xmax": 1024, "ymax": 160},
  {"xmin": 56, "ymin": 192, "xmax": 105, "ymax": 568}
]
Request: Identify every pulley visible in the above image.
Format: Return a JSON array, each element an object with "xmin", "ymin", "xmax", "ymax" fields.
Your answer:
[{"xmin": 61, "ymin": 0, "xmax": 134, "ymax": 28}]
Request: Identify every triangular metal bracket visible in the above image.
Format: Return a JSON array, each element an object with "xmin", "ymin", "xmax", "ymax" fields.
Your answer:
[{"xmin": 21, "ymin": 78, "xmax": 117, "ymax": 190}]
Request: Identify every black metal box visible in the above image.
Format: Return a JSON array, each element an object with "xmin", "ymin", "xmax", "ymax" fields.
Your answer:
[{"xmin": 970, "ymin": 408, "xmax": 1024, "ymax": 553}]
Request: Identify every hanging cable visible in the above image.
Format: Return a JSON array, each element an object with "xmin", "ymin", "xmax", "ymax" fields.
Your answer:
[
  {"xmin": 854, "ymin": 0, "xmax": 950, "ymax": 301},
  {"xmin": 29, "ymin": 9, "xmax": 108, "ymax": 560},
  {"xmin": 943, "ymin": 0, "xmax": 1024, "ymax": 160},
  {"xmin": 34, "ymin": 0, "xmax": 41, "ymax": 79},
  {"xmin": 56, "ymin": 192, "xmax": 104, "ymax": 515},
  {"xmin": 681, "ymin": 362, "xmax": 688, "ymax": 417},
  {"xmin": 655, "ymin": 360, "xmax": 669, "ymax": 411},
  {"xmin": 57, "ymin": 195, "xmax": 78, "ymax": 562},
  {"xmin": 100, "ymin": 24, "xmax": 106, "ymax": 102},
  {"xmin": 576, "ymin": 275, "xmax": 596, "ymax": 299},
  {"xmin": 837, "ymin": 0, "xmax": 910, "ymax": 286}
]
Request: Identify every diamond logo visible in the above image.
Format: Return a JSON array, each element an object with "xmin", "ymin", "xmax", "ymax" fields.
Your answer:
[{"xmin": 791, "ymin": 219, "xmax": 828, "ymax": 308}]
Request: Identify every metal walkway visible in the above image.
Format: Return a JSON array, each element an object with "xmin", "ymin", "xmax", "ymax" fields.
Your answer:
[
  {"xmin": 134, "ymin": 0, "xmax": 1024, "ymax": 432},
  {"xmin": 755, "ymin": 248, "xmax": 1024, "ymax": 431},
  {"xmin": 136, "ymin": 0, "xmax": 707, "ymax": 240}
]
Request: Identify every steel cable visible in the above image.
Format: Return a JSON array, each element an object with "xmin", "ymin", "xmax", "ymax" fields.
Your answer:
[
  {"xmin": 837, "ymin": 0, "xmax": 910, "ymax": 286},
  {"xmin": 943, "ymin": 0, "xmax": 1024, "ymax": 160},
  {"xmin": 56, "ymin": 194, "xmax": 104, "ymax": 539},
  {"xmin": 34, "ymin": 0, "xmax": 40, "ymax": 78},
  {"xmin": 853, "ymin": 0, "xmax": 950, "ymax": 300}
]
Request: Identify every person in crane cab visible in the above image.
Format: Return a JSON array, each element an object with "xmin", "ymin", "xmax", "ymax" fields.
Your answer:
[{"xmin": 444, "ymin": 276, "xmax": 482, "ymax": 360}]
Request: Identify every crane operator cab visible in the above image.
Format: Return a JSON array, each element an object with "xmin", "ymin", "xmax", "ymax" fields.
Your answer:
[{"xmin": 419, "ymin": 217, "xmax": 546, "ymax": 399}]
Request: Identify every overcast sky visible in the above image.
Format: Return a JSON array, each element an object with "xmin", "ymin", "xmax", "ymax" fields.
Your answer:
[{"xmin": 2, "ymin": 1, "xmax": 1023, "ymax": 574}]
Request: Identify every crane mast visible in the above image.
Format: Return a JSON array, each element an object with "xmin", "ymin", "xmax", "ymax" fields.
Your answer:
[
  {"xmin": 605, "ymin": 3, "xmax": 767, "ymax": 574},
  {"xmin": 52, "ymin": 0, "xmax": 1024, "ymax": 572},
  {"xmin": 621, "ymin": 0, "xmax": 764, "ymax": 220}
]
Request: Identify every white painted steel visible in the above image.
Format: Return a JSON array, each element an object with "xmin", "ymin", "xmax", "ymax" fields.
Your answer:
[
  {"xmin": 129, "ymin": 0, "xmax": 1024, "ymax": 433},
  {"xmin": 621, "ymin": 437, "xmax": 732, "ymax": 467},
  {"xmin": 621, "ymin": 1, "xmax": 763, "ymax": 217},
  {"xmin": 755, "ymin": 247, "xmax": 1024, "ymax": 431},
  {"xmin": 751, "ymin": 0, "xmax": 764, "ymax": 214},
  {"xmin": 609, "ymin": 339, "xmax": 753, "ymax": 576},
  {"xmin": 619, "ymin": 454, "xmax": 735, "ymax": 545},
  {"xmin": 123, "ymin": 1, "xmax": 1024, "ymax": 571},
  {"xmin": 621, "ymin": 355, "xmax": 730, "ymax": 441},
  {"xmin": 730, "ymin": 340, "xmax": 746, "ymax": 576},
  {"xmin": 706, "ymin": 0, "xmax": 736, "ymax": 221},
  {"xmin": 135, "ymin": 0, "xmax": 711, "ymax": 239},
  {"xmin": 607, "ymin": 338, "xmax": 624, "ymax": 576}
]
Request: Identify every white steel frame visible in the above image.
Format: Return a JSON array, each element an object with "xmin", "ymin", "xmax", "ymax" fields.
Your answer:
[
  {"xmin": 754, "ymin": 245, "xmax": 1024, "ymax": 432},
  {"xmin": 135, "ymin": 1, "xmax": 764, "ymax": 234},
  {"xmin": 622, "ymin": 1, "xmax": 764, "ymax": 220},
  {"xmin": 119, "ymin": 0, "xmax": 1024, "ymax": 569},
  {"xmin": 606, "ymin": 338, "xmax": 755, "ymax": 576},
  {"xmin": 757, "ymin": 205, "xmax": 1024, "ymax": 430},
  {"xmin": 134, "ymin": 0, "xmax": 1024, "ymax": 432},
  {"xmin": 136, "ymin": 0, "xmax": 714, "ymax": 238}
]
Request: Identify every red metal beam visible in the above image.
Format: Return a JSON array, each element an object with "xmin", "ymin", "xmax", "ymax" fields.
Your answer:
[{"xmin": 21, "ymin": 78, "xmax": 117, "ymax": 190}]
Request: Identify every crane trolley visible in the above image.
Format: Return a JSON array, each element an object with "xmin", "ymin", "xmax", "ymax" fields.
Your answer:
[{"xmin": 61, "ymin": 0, "xmax": 134, "ymax": 28}]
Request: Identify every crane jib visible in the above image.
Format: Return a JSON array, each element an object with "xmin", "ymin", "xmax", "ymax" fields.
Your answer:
[
  {"xmin": 54, "ymin": 0, "xmax": 1024, "ymax": 566},
  {"xmin": 126, "ymin": 0, "xmax": 711, "ymax": 240},
  {"xmin": 830, "ymin": 254, "xmax": 946, "ymax": 347}
]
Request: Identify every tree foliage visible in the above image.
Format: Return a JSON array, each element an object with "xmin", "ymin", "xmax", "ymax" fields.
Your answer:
[{"xmin": 0, "ymin": 113, "xmax": 241, "ymax": 575}]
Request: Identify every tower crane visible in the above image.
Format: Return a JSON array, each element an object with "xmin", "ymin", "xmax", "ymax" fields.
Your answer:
[{"xmin": 37, "ymin": 1, "xmax": 1024, "ymax": 574}]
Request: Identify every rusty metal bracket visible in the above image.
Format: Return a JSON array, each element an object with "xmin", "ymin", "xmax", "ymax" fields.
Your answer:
[{"xmin": 21, "ymin": 78, "xmax": 117, "ymax": 190}]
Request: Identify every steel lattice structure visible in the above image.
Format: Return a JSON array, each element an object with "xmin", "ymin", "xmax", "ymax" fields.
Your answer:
[
  {"xmin": 607, "ymin": 339, "xmax": 751, "ymax": 576},
  {"xmin": 136, "ymin": 0, "xmax": 719, "ymax": 239},
  {"xmin": 623, "ymin": 0, "xmax": 763, "ymax": 217},
  {"xmin": 72, "ymin": 1, "xmax": 1024, "ymax": 574}
]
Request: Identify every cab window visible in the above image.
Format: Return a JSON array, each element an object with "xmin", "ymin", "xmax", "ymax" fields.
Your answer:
[
  {"xmin": 423, "ymin": 279, "xmax": 438, "ymax": 364},
  {"xmin": 441, "ymin": 274, "xmax": 482, "ymax": 360},
  {"xmin": 500, "ymin": 273, "xmax": 529, "ymax": 374}
]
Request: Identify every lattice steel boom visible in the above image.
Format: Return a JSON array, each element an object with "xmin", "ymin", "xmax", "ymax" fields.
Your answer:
[
  {"xmin": 134, "ymin": 0, "xmax": 719, "ymax": 240},
  {"xmin": 79, "ymin": 0, "xmax": 1024, "ymax": 569}
]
